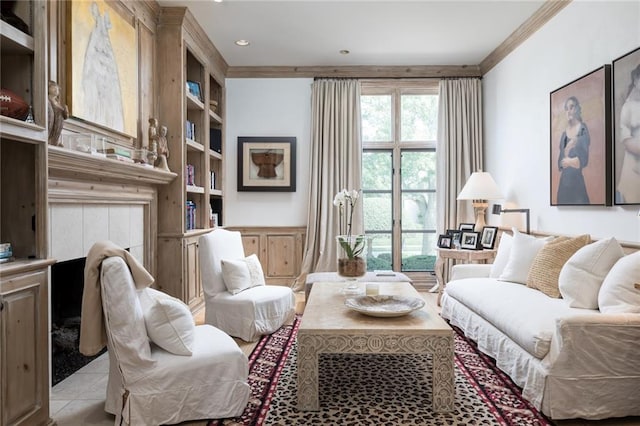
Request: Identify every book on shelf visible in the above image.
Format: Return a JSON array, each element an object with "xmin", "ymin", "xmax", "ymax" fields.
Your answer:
[
  {"xmin": 106, "ymin": 154, "xmax": 135, "ymax": 163},
  {"xmin": 99, "ymin": 147, "xmax": 132, "ymax": 157}
]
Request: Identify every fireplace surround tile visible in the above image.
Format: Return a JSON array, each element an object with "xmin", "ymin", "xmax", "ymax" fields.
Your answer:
[
  {"xmin": 51, "ymin": 205, "xmax": 84, "ymax": 261},
  {"xmin": 82, "ymin": 206, "xmax": 109, "ymax": 253},
  {"xmin": 108, "ymin": 205, "xmax": 130, "ymax": 249}
]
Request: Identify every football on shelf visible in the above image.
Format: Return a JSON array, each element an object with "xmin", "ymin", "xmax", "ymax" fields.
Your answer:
[{"xmin": 0, "ymin": 88, "xmax": 29, "ymax": 120}]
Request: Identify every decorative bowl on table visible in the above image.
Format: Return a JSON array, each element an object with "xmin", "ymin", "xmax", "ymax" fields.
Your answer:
[{"xmin": 344, "ymin": 295, "xmax": 425, "ymax": 317}]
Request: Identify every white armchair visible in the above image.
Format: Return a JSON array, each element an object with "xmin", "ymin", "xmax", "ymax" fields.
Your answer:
[
  {"xmin": 198, "ymin": 228, "xmax": 296, "ymax": 342},
  {"xmin": 98, "ymin": 255, "xmax": 250, "ymax": 425}
]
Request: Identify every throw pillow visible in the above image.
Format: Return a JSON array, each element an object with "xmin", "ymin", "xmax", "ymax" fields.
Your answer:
[
  {"xmin": 221, "ymin": 254, "xmax": 266, "ymax": 295},
  {"xmin": 245, "ymin": 254, "xmax": 266, "ymax": 287},
  {"xmin": 139, "ymin": 288, "xmax": 195, "ymax": 356},
  {"xmin": 221, "ymin": 258, "xmax": 252, "ymax": 294},
  {"xmin": 498, "ymin": 228, "xmax": 553, "ymax": 285},
  {"xmin": 598, "ymin": 250, "xmax": 640, "ymax": 314},
  {"xmin": 526, "ymin": 234, "xmax": 591, "ymax": 298},
  {"xmin": 558, "ymin": 237, "xmax": 625, "ymax": 309},
  {"xmin": 489, "ymin": 232, "xmax": 513, "ymax": 278}
]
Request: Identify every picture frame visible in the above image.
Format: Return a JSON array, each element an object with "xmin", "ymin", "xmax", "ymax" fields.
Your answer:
[
  {"xmin": 612, "ymin": 46, "xmax": 640, "ymax": 205},
  {"xmin": 549, "ymin": 65, "xmax": 612, "ymax": 206},
  {"xmin": 458, "ymin": 223, "xmax": 475, "ymax": 232},
  {"xmin": 237, "ymin": 136, "xmax": 296, "ymax": 192},
  {"xmin": 460, "ymin": 231, "xmax": 480, "ymax": 250},
  {"xmin": 480, "ymin": 226, "xmax": 498, "ymax": 249},
  {"xmin": 437, "ymin": 234, "xmax": 453, "ymax": 249},
  {"xmin": 68, "ymin": 0, "xmax": 138, "ymax": 137},
  {"xmin": 445, "ymin": 229, "xmax": 462, "ymax": 248},
  {"xmin": 186, "ymin": 80, "xmax": 203, "ymax": 102}
]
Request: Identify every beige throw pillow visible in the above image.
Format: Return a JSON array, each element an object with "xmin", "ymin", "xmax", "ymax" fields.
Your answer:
[{"xmin": 526, "ymin": 234, "xmax": 591, "ymax": 298}]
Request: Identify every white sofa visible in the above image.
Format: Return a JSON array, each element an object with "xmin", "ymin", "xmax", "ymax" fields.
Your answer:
[{"xmin": 440, "ymin": 231, "xmax": 640, "ymax": 420}]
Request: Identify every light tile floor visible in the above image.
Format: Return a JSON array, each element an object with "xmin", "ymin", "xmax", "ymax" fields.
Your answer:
[{"xmin": 51, "ymin": 292, "xmax": 639, "ymax": 426}]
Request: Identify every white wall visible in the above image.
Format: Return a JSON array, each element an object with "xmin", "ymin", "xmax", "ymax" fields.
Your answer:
[
  {"xmin": 224, "ymin": 78, "xmax": 313, "ymax": 226},
  {"xmin": 483, "ymin": 0, "xmax": 640, "ymax": 242}
]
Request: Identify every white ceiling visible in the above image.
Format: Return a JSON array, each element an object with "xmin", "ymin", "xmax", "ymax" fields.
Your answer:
[{"xmin": 155, "ymin": 0, "xmax": 546, "ymax": 68}]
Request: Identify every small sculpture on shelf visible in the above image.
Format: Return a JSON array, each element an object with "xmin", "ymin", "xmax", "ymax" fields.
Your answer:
[
  {"xmin": 48, "ymin": 80, "xmax": 68, "ymax": 146},
  {"xmin": 155, "ymin": 125, "xmax": 170, "ymax": 172},
  {"xmin": 139, "ymin": 117, "xmax": 157, "ymax": 165}
]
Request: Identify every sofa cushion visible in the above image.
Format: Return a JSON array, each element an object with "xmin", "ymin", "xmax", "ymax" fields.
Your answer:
[
  {"xmin": 445, "ymin": 278, "xmax": 587, "ymax": 359},
  {"xmin": 598, "ymin": 251, "xmax": 640, "ymax": 314},
  {"xmin": 526, "ymin": 234, "xmax": 591, "ymax": 298},
  {"xmin": 498, "ymin": 229, "xmax": 552, "ymax": 284},
  {"xmin": 559, "ymin": 237, "xmax": 625, "ymax": 309}
]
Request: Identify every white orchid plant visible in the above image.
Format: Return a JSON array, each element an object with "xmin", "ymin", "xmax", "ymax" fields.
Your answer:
[{"xmin": 333, "ymin": 189, "xmax": 365, "ymax": 259}]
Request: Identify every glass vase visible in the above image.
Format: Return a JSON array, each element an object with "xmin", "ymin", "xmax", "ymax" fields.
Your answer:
[{"xmin": 336, "ymin": 235, "xmax": 368, "ymax": 294}]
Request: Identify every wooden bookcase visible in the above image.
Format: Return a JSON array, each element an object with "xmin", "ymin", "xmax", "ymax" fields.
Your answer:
[
  {"xmin": 156, "ymin": 7, "xmax": 226, "ymax": 311},
  {"xmin": 0, "ymin": 1, "xmax": 55, "ymax": 425}
]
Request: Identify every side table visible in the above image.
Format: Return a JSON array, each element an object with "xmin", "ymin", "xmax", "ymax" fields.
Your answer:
[{"xmin": 435, "ymin": 248, "xmax": 496, "ymax": 306}]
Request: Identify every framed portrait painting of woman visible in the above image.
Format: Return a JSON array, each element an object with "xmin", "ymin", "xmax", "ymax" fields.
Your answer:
[
  {"xmin": 549, "ymin": 65, "xmax": 612, "ymax": 206},
  {"xmin": 612, "ymin": 47, "xmax": 640, "ymax": 205}
]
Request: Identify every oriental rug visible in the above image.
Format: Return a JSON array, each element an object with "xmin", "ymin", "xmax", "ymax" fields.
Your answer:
[{"xmin": 209, "ymin": 318, "xmax": 552, "ymax": 426}]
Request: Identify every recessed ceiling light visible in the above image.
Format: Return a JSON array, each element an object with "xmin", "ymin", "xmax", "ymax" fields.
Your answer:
[
  {"xmin": 213, "ymin": 0, "xmax": 222, "ymax": 3},
  {"xmin": 235, "ymin": 40, "xmax": 250, "ymax": 47},
  {"xmin": 339, "ymin": 49, "xmax": 350, "ymax": 55}
]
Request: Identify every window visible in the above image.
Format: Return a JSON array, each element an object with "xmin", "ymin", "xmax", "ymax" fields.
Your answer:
[{"xmin": 361, "ymin": 81, "xmax": 438, "ymax": 275}]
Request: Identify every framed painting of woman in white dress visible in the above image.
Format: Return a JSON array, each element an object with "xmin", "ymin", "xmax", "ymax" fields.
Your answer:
[{"xmin": 613, "ymin": 47, "xmax": 640, "ymax": 205}]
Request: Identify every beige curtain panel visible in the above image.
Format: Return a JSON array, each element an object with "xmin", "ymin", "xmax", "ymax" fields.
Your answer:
[
  {"xmin": 436, "ymin": 78, "xmax": 484, "ymax": 283},
  {"xmin": 293, "ymin": 79, "xmax": 362, "ymax": 291}
]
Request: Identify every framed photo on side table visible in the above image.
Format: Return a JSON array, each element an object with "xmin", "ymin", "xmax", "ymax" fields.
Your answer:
[
  {"xmin": 437, "ymin": 234, "xmax": 453, "ymax": 249},
  {"xmin": 458, "ymin": 223, "xmax": 475, "ymax": 232},
  {"xmin": 446, "ymin": 229, "xmax": 462, "ymax": 248},
  {"xmin": 480, "ymin": 226, "xmax": 498, "ymax": 249},
  {"xmin": 460, "ymin": 231, "xmax": 480, "ymax": 250}
]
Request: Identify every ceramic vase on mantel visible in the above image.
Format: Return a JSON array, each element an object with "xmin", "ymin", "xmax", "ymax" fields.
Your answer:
[{"xmin": 336, "ymin": 235, "xmax": 368, "ymax": 294}]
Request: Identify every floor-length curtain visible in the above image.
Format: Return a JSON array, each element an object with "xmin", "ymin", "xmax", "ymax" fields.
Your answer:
[
  {"xmin": 292, "ymin": 79, "xmax": 362, "ymax": 291},
  {"xmin": 436, "ymin": 78, "xmax": 484, "ymax": 233},
  {"xmin": 436, "ymin": 78, "xmax": 483, "ymax": 283}
]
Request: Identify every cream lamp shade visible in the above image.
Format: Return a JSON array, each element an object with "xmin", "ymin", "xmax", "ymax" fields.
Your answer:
[{"xmin": 457, "ymin": 172, "xmax": 503, "ymax": 232}]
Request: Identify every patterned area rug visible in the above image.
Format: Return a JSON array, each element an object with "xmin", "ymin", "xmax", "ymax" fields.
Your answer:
[{"xmin": 209, "ymin": 317, "xmax": 552, "ymax": 426}]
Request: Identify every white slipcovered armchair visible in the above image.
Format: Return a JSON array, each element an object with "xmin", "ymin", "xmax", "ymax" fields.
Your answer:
[
  {"xmin": 198, "ymin": 228, "xmax": 296, "ymax": 342},
  {"xmin": 98, "ymin": 255, "xmax": 250, "ymax": 425}
]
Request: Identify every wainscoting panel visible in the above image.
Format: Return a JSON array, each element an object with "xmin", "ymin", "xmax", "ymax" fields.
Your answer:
[{"xmin": 230, "ymin": 226, "xmax": 306, "ymax": 286}]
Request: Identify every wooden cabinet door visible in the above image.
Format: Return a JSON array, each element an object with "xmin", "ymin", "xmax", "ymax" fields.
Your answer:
[
  {"xmin": 184, "ymin": 237, "xmax": 202, "ymax": 310},
  {"xmin": 1, "ymin": 270, "xmax": 50, "ymax": 426}
]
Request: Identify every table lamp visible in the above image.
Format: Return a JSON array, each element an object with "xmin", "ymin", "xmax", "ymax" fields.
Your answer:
[{"xmin": 457, "ymin": 171, "xmax": 503, "ymax": 232}]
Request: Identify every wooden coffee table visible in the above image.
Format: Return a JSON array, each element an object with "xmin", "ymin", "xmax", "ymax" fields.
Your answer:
[{"xmin": 297, "ymin": 281, "xmax": 455, "ymax": 412}]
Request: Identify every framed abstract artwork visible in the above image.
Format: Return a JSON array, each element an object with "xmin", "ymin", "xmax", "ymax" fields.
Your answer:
[
  {"xmin": 612, "ymin": 46, "xmax": 640, "ymax": 205},
  {"xmin": 68, "ymin": 0, "xmax": 138, "ymax": 137},
  {"xmin": 237, "ymin": 136, "xmax": 296, "ymax": 192},
  {"xmin": 549, "ymin": 65, "xmax": 612, "ymax": 206}
]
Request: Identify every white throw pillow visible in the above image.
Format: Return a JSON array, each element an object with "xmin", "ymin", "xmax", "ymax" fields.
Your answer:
[
  {"xmin": 245, "ymin": 254, "xmax": 266, "ymax": 287},
  {"xmin": 221, "ymin": 254, "xmax": 266, "ymax": 295},
  {"xmin": 559, "ymin": 237, "xmax": 624, "ymax": 309},
  {"xmin": 498, "ymin": 228, "xmax": 552, "ymax": 285},
  {"xmin": 598, "ymin": 251, "xmax": 640, "ymax": 314},
  {"xmin": 139, "ymin": 288, "xmax": 195, "ymax": 356},
  {"xmin": 489, "ymin": 233, "xmax": 513, "ymax": 278}
]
